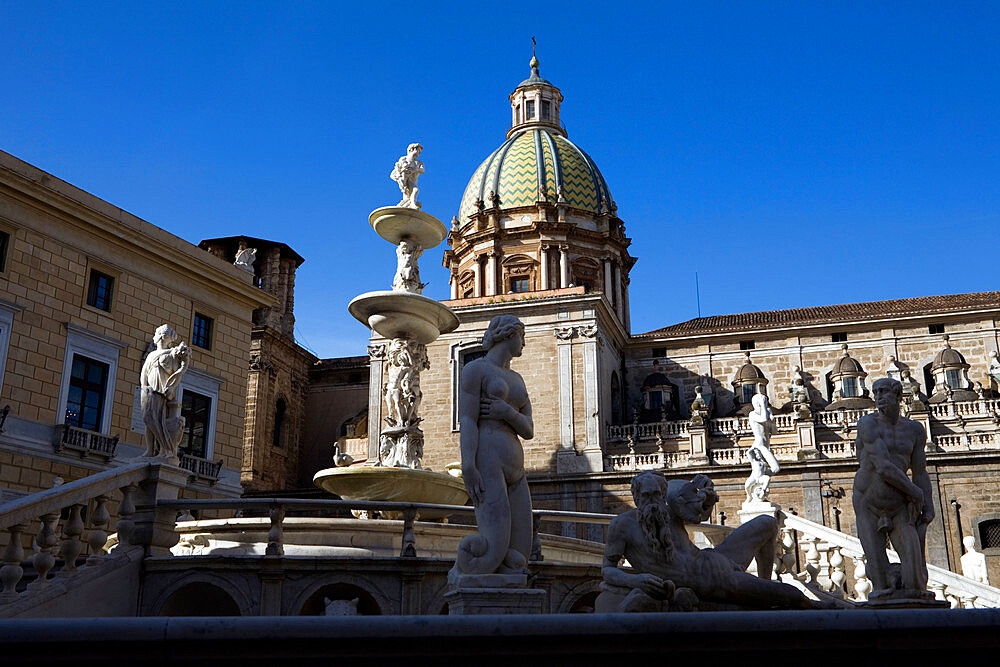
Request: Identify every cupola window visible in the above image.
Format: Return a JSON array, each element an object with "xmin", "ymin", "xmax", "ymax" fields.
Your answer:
[
  {"xmin": 542, "ymin": 100, "xmax": 551, "ymax": 120},
  {"xmin": 526, "ymin": 100, "xmax": 535, "ymax": 119},
  {"xmin": 741, "ymin": 383, "xmax": 757, "ymax": 404},
  {"xmin": 945, "ymin": 368, "xmax": 965, "ymax": 390},
  {"xmin": 842, "ymin": 376, "xmax": 860, "ymax": 398}
]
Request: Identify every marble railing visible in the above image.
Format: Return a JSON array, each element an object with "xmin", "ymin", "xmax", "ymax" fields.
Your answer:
[
  {"xmin": 52, "ymin": 425, "xmax": 120, "ymax": 462},
  {"xmin": 606, "ymin": 451, "xmax": 691, "ymax": 472},
  {"xmin": 179, "ymin": 454, "xmax": 223, "ymax": 482},
  {"xmin": 780, "ymin": 512, "xmax": 1000, "ymax": 608},
  {"xmin": 0, "ymin": 462, "xmax": 149, "ymax": 606},
  {"xmin": 930, "ymin": 398, "xmax": 1000, "ymax": 419}
]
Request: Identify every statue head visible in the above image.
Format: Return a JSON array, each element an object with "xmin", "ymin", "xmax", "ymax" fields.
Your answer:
[
  {"xmin": 153, "ymin": 324, "xmax": 178, "ymax": 346},
  {"xmin": 751, "ymin": 392, "xmax": 769, "ymax": 415},
  {"xmin": 482, "ymin": 315, "xmax": 525, "ymax": 356},
  {"xmin": 964, "ymin": 535, "xmax": 977, "ymax": 552},
  {"xmin": 872, "ymin": 377, "xmax": 903, "ymax": 413},
  {"xmin": 665, "ymin": 474, "xmax": 717, "ymax": 524},
  {"xmin": 631, "ymin": 472, "xmax": 673, "ymax": 561},
  {"xmin": 407, "ymin": 142, "xmax": 423, "ymax": 158}
]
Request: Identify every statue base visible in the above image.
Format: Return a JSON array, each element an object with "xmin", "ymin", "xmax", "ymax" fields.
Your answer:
[
  {"xmin": 445, "ymin": 573, "xmax": 545, "ymax": 615},
  {"xmin": 738, "ymin": 499, "xmax": 781, "ymax": 524},
  {"xmin": 796, "ymin": 447, "xmax": 821, "ymax": 462},
  {"xmin": 378, "ymin": 425, "xmax": 423, "ymax": 469},
  {"xmin": 860, "ymin": 591, "xmax": 949, "ymax": 609}
]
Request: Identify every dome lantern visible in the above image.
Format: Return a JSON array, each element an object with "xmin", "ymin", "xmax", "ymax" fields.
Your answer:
[{"xmin": 508, "ymin": 54, "xmax": 564, "ymax": 139}]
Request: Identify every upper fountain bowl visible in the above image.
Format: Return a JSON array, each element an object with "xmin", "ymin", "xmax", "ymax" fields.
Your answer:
[
  {"xmin": 369, "ymin": 206, "xmax": 448, "ymax": 249},
  {"xmin": 349, "ymin": 290, "xmax": 459, "ymax": 344}
]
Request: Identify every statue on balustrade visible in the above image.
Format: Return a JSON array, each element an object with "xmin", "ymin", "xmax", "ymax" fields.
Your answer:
[
  {"xmin": 852, "ymin": 377, "xmax": 935, "ymax": 602},
  {"xmin": 960, "ymin": 536, "xmax": 990, "ymax": 585},
  {"xmin": 452, "ymin": 315, "xmax": 534, "ymax": 577},
  {"xmin": 597, "ymin": 471, "xmax": 817, "ymax": 612},
  {"xmin": 745, "ymin": 393, "xmax": 780, "ymax": 504},
  {"xmin": 139, "ymin": 324, "xmax": 190, "ymax": 464}
]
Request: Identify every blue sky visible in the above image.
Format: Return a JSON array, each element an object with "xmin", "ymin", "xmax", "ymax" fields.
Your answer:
[{"xmin": 2, "ymin": 3, "xmax": 998, "ymax": 357}]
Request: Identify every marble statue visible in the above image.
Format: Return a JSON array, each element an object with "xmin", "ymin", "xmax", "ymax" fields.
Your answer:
[
  {"xmin": 140, "ymin": 325, "xmax": 190, "ymax": 463},
  {"xmin": 745, "ymin": 393, "xmax": 780, "ymax": 503},
  {"xmin": 852, "ymin": 377, "xmax": 935, "ymax": 600},
  {"xmin": 390, "ymin": 143, "xmax": 424, "ymax": 209},
  {"xmin": 689, "ymin": 386, "xmax": 710, "ymax": 426},
  {"xmin": 380, "ymin": 336, "xmax": 429, "ymax": 468},
  {"xmin": 392, "ymin": 239, "xmax": 424, "ymax": 294},
  {"xmin": 789, "ymin": 366, "xmax": 811, "ymax": 418},
  {"xmin": 453, "ymin": 315, "xmax": 534, "ymax": 576},
  {"xmin": 598, "ymin": 471, "xmax": 815, "ymax": 611},
  {"xmin": 234, "ymin": 247, "xmax": 256, "ymax": 273},
  {"xmin": 988, "ymin": 351, "xmax": 1000, "ymax": 387},
  {"xmin": 960, "ymin": 536, "xmax": 989, "ymax": 585}
]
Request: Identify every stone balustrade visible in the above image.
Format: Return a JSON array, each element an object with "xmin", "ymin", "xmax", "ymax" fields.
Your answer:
[
  {"xmin": 605, "ymin": 398, "xmax": 1000, "ymax": 472},
  {"xmin": 52, "ymin": 424, "xmax": 120, "ymax": 462},
  {"xmin": 780, "ymin": 512, "xmax": 1000, "ymax": 608},
  {"xmin": 0, "ymin": 462, "xmax": 149, "ymax": 605}
]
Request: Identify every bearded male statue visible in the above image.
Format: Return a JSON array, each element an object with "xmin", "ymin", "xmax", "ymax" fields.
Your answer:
[{"xmin": 597, "ymin": 471, "xmax": 816, "ymax": 612}]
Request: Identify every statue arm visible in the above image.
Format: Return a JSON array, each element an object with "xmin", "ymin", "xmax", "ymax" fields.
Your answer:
[
  {"xmin": 910, "ymin": 425, "xmax": 934, "ymax": 523},
  {"xmin": 458, "ymin": 364, "xmax": 485, "ymax": 505},
  {"xmin": 601, "ymin": 517, "xmax": 668, "ymax": 596}
]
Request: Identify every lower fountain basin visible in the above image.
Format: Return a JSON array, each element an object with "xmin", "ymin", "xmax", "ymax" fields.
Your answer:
[
  {"xmin": 348, "ymin": 290, "xmax": 459, "ymax": 344},
  {"xmin": 313, "ymin": 466, "xmax": 470, "ymax": 519}
]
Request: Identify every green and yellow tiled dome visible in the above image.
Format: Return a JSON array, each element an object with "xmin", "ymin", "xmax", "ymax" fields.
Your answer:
[{"xmin": 458, "ymin": 128, "xmax": 613, "ymax": 222}]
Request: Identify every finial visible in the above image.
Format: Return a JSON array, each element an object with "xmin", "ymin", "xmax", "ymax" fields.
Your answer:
[
  {"xmin": 532, "ymin": 35, "xmax": 536, "ymax": 58},
  {"xmin": 944, "ymin": 334, "xmax": 951, "ymax": 347},
  {"xmin": 841, "ymin": 343, "xmax": 849, "ymax": 354},
  {"xmin": 529, "ymin": 36, "xmax": 539, "ymax": 72},
  {"xmin": 744, "ymin": 351, "xmax": 751, "ymax": 362}
]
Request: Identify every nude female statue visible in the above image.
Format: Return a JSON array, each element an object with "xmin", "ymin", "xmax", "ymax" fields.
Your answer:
[
  {"xmin": 745, "ymin": 393, "xmax": 780, "ymax": 503},
  {"xmin": 454, "ymin": 315, "xmax": 534, "ymax": 576}
]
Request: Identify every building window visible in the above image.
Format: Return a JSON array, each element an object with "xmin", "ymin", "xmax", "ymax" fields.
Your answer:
[
  {"xmin": 741, "ymin": 384, "xmax": 757, "ymax": 404},
  {"xmin": 542, "ymin": 100, "xmax": 551, "ymax": 120},
  {"xmin": 739, "ymin": 340, "xmax": 755, "ymax": 351},
  {"xmin": 928, "ymin": 324, "xmax": 945, "ymax": 335},
  {"xmin": 831, "ymin": 332, "xmax": 847, "ymax": 343},
  {"xmin": 979, "ymin": 519, "xmax": 1000, "ymax": 549},
  {"xmin": 649, "ymin": 391, "xmax": 663, "ymax": 411},
  {"xmin": 509, "ymin": 277, "xmax": 529, "ymax": 293},
  {"xmin": 651, "ymin": 348, "xmax": 666, "ymax": 358},
  {"xmin": 526, "ymin": 100, "xmax": 535, "ymax": 119},
  {"xmin": 86, "ymin": 270, "xmax": 114, "ymax": 312},
  {"xmin": 65, "ymin": 355, "xmax": 109, "ymax": 431},
  {"xmin": 842, "ymin": 376, "xmax": 860, "ymax": 398},
  {"xmin": 945, "ymin": 369, "xmax": 965, "ymax": 390},
  {"xmin": 192, "ymin": 313, "xmax": 213, "ymax": 350},
  {"xmin": 0, "ymin": 230, "xmax": 9, "ymax": 272},
  {"xmin": 180, "ymin": 390, "xmax": 211, "ymax": 458},
  {"xmin": 516, "ymin": 105, "xmax": 521, "ymax": 124},
  {"xmin": 273, "ymin": 398, "xmax": 286, "ymax": 448}
]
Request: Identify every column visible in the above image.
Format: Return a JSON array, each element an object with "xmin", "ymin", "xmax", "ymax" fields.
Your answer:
[
  {"xmin": 622, "ymin": 278, "xmax": 631, "ymax": 332},
  {"xmin": 450, "ymin": 270, "xmax": 458, "ymax": 300},
  {"xmin": 603, "ymin": 257, "xmax": 614, "ymax": 306},
  {"xmin": 580, "ymin": 326, "xmax": 601, "ymax": 452},
  {"xmin": 486, "ymin": 252, "xmax": 498, "ymax": 296},
  {"xmin": 367, "ymin": 344, "xmax": 386, "ymax": 461},
  {"xmin": 474, "ymin": 257, "xmax": 483, "ymax": 297},
  {"xmin": 613, "ymin": 262, "xmax": 623, "ymax": 321},
  {"xmin": 559, "ymin": 245, "xmax": 569, "ymax": 288},
  {"xmin": 554, "ymin": 326, "xmax": 577, "ymax": 450},
  {"xmin": 539, "ymin": 245, "xmax": 549, "ymax": 291}
]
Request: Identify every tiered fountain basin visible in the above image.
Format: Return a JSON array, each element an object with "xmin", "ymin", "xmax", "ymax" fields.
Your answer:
[{"xmin": 313, "ymin": 466, "xmax": 469, "ymax": 519}]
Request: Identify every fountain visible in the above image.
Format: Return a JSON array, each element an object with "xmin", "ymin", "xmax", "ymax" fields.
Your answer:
[{"xmin": 313, "ymin": 143, "xmax": 466, "ymax": 514}]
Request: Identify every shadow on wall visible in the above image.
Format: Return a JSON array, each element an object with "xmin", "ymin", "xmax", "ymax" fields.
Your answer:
[{"xmin": 158, "ymin": 583, "xmax": 242, "ymax": 616}]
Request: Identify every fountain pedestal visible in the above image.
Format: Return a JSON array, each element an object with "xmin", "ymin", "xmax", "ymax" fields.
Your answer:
[{"xmin": 445, "ymin": 574, "xmax": 545, "ymax": 615}]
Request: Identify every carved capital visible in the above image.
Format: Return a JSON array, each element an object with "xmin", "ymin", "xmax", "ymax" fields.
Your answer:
[
  {"xmin": 553, "ymin": 326, "xmax": 578, "ymax": 341},
  {"xmin": 579, "ymin": 324, "xmax": 598, "ymax": 338},
  {"xmin": 248, "ymin": 353, "xmax": 273, "ymax": 373},
  {"xmin": 368, "ymin": 344, "xmax": 387, "ymax": 360}
]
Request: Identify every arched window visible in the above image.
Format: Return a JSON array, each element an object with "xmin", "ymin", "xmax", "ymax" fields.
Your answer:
[{"xmin": 273, "ymin": 398, "xmax": 287, "ymax": 449}]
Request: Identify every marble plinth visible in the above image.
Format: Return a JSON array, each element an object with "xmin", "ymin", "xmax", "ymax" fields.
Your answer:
[
  {"xmin": 738, "ymin": 499, "xmax": 781, "ymax": 524},
  {"xmin": 445, "ymin": 573, "xmax": 545, "ymax": 615}
]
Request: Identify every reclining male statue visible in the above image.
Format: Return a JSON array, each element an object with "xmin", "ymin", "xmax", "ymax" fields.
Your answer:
[{"xmin": 596, "ymin": 471, "xmax": 817, "ymax": 612}]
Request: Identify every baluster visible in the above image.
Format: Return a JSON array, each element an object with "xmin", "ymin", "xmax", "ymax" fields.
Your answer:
[
  {"xmin": 960, "ymin": 594, "xmax": 977, "ymax": 609},
  {"xmin": 116, "ymin": 483, "xmax": 137, "ymax": 548},
  {"xmin": 30, "ymin": 513, "xmax": 60, "ymax": 590},
  {"xmin": 774, "ymin": 527, "xmax": 796, "ymax": 577},
  {"xmin": 85, "ymin": 495, "xmax": 111, "ymax": 566},
  {"xmin": 828, "ymin": 546, "xmax": 846, "ymax": 595},
  {"xmin": 58, "ymin": 504, "xmax": 85, "ymax": 574},
  {"xmin": 946, "ymin": 593, "xmax": 961, "ymax": 609},
  {"xmin": 399, "ymin": 508, "xmax": 417, "ymax": 558},
  {"xmin": 529, "ymin": 513, "xmax": 543, "ymax": 563},
  {"xmin": 0, "ymin": 524, "xmax": 27, "ymax": 602},
  {"xmin": 853, "ymin": 555, "xmax": 871, "ymax": 601},
  {"xmin": 265, "ymin": 505, "xmax": 285, "ymax": 556},
  {"xmin": 801, "ymin": 536, "xmax": 820, "ymax": 587},
  {"xmin": 930, "ymin": 581, "xmax": 946, "ymax": 602}
]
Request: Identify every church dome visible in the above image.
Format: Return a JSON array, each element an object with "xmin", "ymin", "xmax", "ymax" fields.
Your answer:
[
  {"xmin": 832, "ymin": 345, "xmax": 866, "ymax": 375},
  {"xmin": 457, "ymin": 128, "xmax": 614, "ymax": 223},
  {"xmin": 932, "ymin": 336, "xmax": 969, "ymax": 369}
]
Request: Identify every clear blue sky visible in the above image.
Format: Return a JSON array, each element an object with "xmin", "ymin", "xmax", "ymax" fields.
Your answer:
[{"xmin": 2, "ymin": 3, "xmax": 998, "ymax": 357}]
